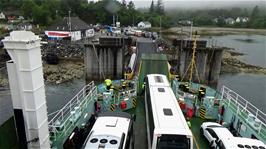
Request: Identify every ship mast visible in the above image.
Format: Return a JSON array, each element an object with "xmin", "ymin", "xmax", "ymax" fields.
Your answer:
[{"xmin": 181, "ymin": 31, "xmax": 201, "ymax": 83}]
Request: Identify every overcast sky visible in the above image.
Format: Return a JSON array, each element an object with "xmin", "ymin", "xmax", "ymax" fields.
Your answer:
[{"xmin": 89, "ymin": 0, "xmax": 266, "ymax": 9}]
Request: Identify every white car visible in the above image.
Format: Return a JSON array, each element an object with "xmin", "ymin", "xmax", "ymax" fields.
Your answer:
[
  {"xmin": 201, "ymin": 122, "xmax": 266, "ymax": 149},
  {"xmin": 200, "ymin": 122, "xmax": 234, "ymax": 148}
]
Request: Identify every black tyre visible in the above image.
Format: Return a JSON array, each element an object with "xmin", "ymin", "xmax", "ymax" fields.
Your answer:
[{"xmin": 200, "ymin": 127, "xmax": 203, "ymax": 136}]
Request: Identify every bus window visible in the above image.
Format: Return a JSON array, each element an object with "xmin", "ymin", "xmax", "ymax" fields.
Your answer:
[{"xmin": 156, "ymin": 135, "xmax": 190, "ymax": 149}]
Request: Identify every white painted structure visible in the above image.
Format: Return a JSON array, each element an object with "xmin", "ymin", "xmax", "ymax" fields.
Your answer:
[
  {"xmin": 138, "ymin": 21, "xmax": 152, "ymax": 29},
  {"xmin": 45, "ymin": 29, "xmax": 94, "ymax": 41},
  {"xmin": 0, "ymin": 12, "xmax": 5, "ymax": 19},
  {"xmin": 145, "ymin": 74, "xmax": 193, "ymax": 149},
  {"xmin": 128, "ymin": 53, "xmax": 136, "ymax": 70},
  {"xmin": 3, "ymin": 31, "xmax": 50, "ymax": 148},
  {"xmin": 70, "ymin": 30, "xmax": 82, "ymax": 41},
  {"xmin": 85, "ymin": 29, "xmax": 95, "ymax": 38}
]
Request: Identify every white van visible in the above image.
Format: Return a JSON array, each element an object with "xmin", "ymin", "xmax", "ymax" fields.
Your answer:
[{"xmin": 217, "ymin": 137, "xmax": 266, "ymax": 149}]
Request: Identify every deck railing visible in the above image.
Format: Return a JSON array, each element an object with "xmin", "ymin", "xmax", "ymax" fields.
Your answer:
[
  {"xmin": 221, "ymin": 86, "xmax": 266, "ymax": 138},
  {"xmin": 48, "ymin": 81, "xmax": 97, "ymax": 141}
]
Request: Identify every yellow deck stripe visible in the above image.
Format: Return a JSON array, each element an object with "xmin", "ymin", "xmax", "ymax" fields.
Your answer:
[
  {"xmin": 138, "ymin": 61, "xmax": 142, "ymax": 76},
  {"xmin": 192, "ymin": 132, "xmax": 200, "ymax": 149}
]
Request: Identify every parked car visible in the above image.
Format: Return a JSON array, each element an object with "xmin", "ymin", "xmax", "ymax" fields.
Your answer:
[
  {"xmin": 134, "ymin": 30, "xmax": 142, "ymax": 37},
  {"xmin": 152, "ymin": 32, "xmax": 158, "ymax": 39},
  {"xmin": 200, "ymin": 122, "xmax": 234, "ymax": 148},
  {"xmin": 200, "ymin": 122, "xmax": 266, "ymax": 149}
]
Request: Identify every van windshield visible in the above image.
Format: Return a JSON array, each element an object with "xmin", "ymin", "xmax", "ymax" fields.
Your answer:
[{"xmin": 156, "ymin": 135, "xmax": 190, "ymax": 149}]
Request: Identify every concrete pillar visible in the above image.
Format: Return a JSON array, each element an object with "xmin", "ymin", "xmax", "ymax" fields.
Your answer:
[
  {"xmin": 205, "ymin": 50, "xmax": 212, "ymax": 82},
  {"xmin": 85, "ymin": 46, "xmax": 93, "ymax": 80},
  {"xmin": 92, "ymin": 47, "xmax": 99, "ymax": 80},
  {"xmin": 103, "ymin": 48, "xmax": 108, "ymax": 77},
  {"xmin": 3, "ymin": 31, "xmax": 50, "ymax": 148},
  {"xmin": 107, "ymin": 48, "xmax": 113, "ymax": 78},
  {"xmin": 196, "ymin": 50, "xmax": 207, "ymax": 83},
  {"xmin": 210, "ymin": 50, "xmax": 223, "ymax": 84},
  {"xmin": 99, "ymin": 48, "xmax": 104, "ymax": 80},
  {"xmin": 116, "ymin": 48, "xmax": 123, "ymax": 78},
  {"xmin": 179, "ymin": 49, "xmax": 186, "ymax": 78}
]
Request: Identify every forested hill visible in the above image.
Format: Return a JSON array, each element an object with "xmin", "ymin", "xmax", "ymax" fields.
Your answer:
[{"xmin": 0, "ymin": 0, "xmax": 265, "ymax": 29}]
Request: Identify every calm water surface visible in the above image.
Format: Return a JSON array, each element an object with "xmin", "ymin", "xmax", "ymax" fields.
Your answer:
[
  {"xmin": 206, "ymin": 34, "xmax": 266, "ymax": 68},
  {"xmin": 213, "ymin": 34, "xmax": 266, "ymax": 113},
  {"xmin": 218, "ymin": 73, "xmax": 266, "ymax": 113}
]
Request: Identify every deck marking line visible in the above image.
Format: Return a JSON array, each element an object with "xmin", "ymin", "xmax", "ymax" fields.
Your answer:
[{"xmin": 192, "ymin": 132, "xmax": 200, "ymax": 149}]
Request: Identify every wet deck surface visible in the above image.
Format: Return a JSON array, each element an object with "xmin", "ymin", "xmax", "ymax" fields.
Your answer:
[
  {"xmin": 131, "ymin": 96, "xmax": 148, "ymax": 149},
  {"xmin": 129, "ymin": 96, "xmax": 210, "ymax": 149}
]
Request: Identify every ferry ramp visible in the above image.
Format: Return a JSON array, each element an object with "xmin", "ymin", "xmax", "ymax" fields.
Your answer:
[
  {"xmin": 134, "ymin": 38, "xmax": 157, "ymax": 74},
  {"xmin": 137, "ymin": 53, "xmax": 169, "ymax": 94}
]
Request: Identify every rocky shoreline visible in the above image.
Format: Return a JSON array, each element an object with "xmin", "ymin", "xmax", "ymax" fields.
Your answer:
[
  {"xmin": 221, "ymin": 50, "xmax": 266, "ymax": 75},
  {"xmin": 43, "ymin": 60, "xmax": 85, "ymax": 84},
  {"xmin": 0, "ymin": 59, "xmax": 85, "ymax": 88}
]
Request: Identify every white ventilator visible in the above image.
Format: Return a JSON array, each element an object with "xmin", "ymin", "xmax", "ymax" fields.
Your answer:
[{"xmin": 3, "ymin": 31, "xmax": 50, "ymax": 148}]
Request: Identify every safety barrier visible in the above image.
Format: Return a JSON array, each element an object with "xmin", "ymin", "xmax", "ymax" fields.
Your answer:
[{"xmin": 48, "ymin": 81, "xmax": 97, "ymax": 141}]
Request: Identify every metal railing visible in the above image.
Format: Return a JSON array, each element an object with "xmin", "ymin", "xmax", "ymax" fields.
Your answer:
[
  {"xmin": 221, "ymin": 86, "xmax": 266, "ymax": 137},
  {"xmin": 48, "ymin": 81, "xmax": 97, "ymax": 141}
]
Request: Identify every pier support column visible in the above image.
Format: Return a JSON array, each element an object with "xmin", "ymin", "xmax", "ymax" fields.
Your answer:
[
  {"xmin": 103, "ymin": 48, "xmax": 108, "ymax": 78},
  {"xmin": 99, "ymin": 48, "xmax": 104, "ymax": 80},
  {"xmin": 196, "ymin": 51, "xmax": 207, "ymax": 83},
  {"xmin": 116, "ymin": 48, "xmax": 123, "ymax": 78},
  {"xmin": 209, "ymin": 50, "xmax": 223, "ymax": 84},
  {"xmin": 85, "ymin": 46, "xmax": 94, "ymax": 80},
  {"xmin": 3, "ymin": 31, "xmax": 50, "ymax": 149},
  {"xmin": 107, "ymin": 48, "xmax": 114, "ymax": 78},
  {"xmin": 179, "ymin": 49, "xmax": 186, "ymax": 78}
]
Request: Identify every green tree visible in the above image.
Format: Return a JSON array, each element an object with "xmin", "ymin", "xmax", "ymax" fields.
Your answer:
[
  {"xmin": 122, "ymin": 0, "xmax": 126, "ymax": 7},
  {"xmin": 150, "ymin": 0, "xmax": 155, "ymax": 13},
  {"xmin": 21, "ymin": 0, "xmax": 37, "ymax": 19},
  {"xmin": 251, "ymin": 5, "xmax": 260, "ymax": 19},
  {"xmin": 156, "ymin": 0, "xmax": 164, "ymax": 15},
  {"xmin": 128, "ymin": 1, "xmax": 135, "ymax": 10}
]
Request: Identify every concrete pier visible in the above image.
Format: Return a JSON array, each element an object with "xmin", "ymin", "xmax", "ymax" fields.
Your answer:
[
  {"xmin": 174, "ymin": 39, "xmax": 224, "ymax": 86},
  {"xmin": 85, "ymin": 36, "xmax": 127, "ymax": 81}
]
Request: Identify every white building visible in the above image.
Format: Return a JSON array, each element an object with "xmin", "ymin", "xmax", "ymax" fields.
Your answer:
[
  {"xmin": 225, "ymin": 18, "xmax": 235, "ymax": 25},
  {"xmin": 236, "ymin": 17, "xmax": 241, "ymax": 23},
  {"xmin": 0, "ymin": 12, "xmax": 5, "ymax": 19},
  {"xmin": 236, "ymin": 17, "xmax": 249, "ymax": 23},
  {"xmin": 17, "ymin": 22, "xmax": 33, "ymax": 30},
  {"xmin": 138, "ymin": 21, "xmax": 152, "ymax": 29}
]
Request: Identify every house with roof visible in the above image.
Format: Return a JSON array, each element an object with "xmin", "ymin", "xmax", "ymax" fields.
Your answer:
[
  {"xmin": 236, "ymin": 17, "xmax": 249, "ymax": 23},
  {"xmin": 138, "ymin": 21, "xmax": 152, "ymax": 29},
  {"xmin": 225, "ymin": 18, "xmax": 235, "ymax": 25},
  {"xmin": 45, "ymin": 17, "xmax": 94, "ymax": 41},
  {"xmin": 3, "ymin": 10, "xmax": 20, "ymax": 22},
  {"xmin": 16, "ymin": 22, "xmax": 33, "ymax": 31},
  {"xmin": 0, "ymin": 12, "xmax": 5, "ymax": 20}
]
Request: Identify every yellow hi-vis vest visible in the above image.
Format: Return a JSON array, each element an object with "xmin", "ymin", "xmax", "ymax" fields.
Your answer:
[{"xmin": 105, "ymin": 79, "xmax": 112, "ymax": 86}]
